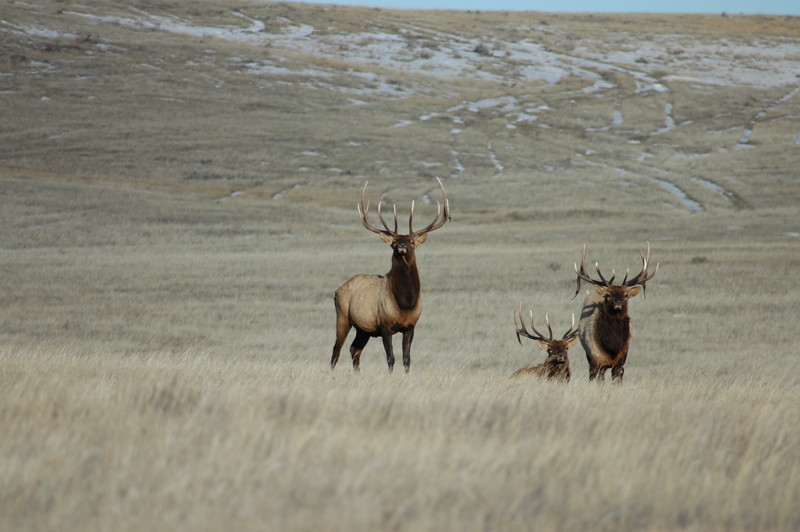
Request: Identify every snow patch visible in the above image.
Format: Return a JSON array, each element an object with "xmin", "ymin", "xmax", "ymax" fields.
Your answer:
[
  {"xmin": 450, "ymin": 151, "xmax": 465, "ymax": 179},
  {"xmin": 467, "ymin": 96, "xmax": 519, "ymax": 113},
  {"xmin": 652, "ymin": 178, "xmax": 702, "ymax": 213}
]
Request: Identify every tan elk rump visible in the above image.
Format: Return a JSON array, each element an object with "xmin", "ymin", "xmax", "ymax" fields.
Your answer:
[
  {"xmin": 331, "ymin": 178, "xmax": 450, "ymax": 372},
  {"xmin": 511, "ymin": 305, "xmax": 578, "ymax": 382},
  {"xmin": 573, "ymin": 243, "xmax": 658, "ymax": 382}
]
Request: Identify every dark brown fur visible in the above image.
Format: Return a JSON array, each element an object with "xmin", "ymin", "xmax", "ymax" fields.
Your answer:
[
  {"xmin": 578, "ymin": 286, "xmax": 637, "ymax": 382},
  {"xmin": 574, "ymin": 244, "xmax": 657, "ymax": 382}
]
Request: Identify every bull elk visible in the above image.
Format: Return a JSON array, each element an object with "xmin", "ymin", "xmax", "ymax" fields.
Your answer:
[
  {"xmin": 330, "ymin": 178, "xmax": 450, "ymax": 372},
  {"xmin": 573, "ymin": 243, "xmax": 658, "ymax": 382},
  {"xmin": 512, "ymin": 304, "xmax": 578, "ymax": 381}
]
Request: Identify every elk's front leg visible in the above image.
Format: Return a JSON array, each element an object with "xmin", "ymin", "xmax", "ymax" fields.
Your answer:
[
  {"xmin": 589, "ymin": 365, "xmax": 608, "ymax": 382},
  {"xmin": 401, "ymin": 327, "xmax": 415, "ymax": 373},
  {"xmin": 611, "ymin": 350, "xmax": 628, "ymax": 382},
  {"xmin": 380, "ymin": 328, "xmax": 395, "ymax": 372}
]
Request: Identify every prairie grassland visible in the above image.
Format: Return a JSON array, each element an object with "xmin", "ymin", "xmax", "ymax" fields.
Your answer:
[
  {"xmin": 1, "ymin": 344, "xmax": 798, "ymax": 532},
  {"xmin": 2, "ymin": 1, "xmax": 800, "ymax": 531},
  {"xmin": 1, "ymin": 173, "xmax": 798, "ymax": 532}
]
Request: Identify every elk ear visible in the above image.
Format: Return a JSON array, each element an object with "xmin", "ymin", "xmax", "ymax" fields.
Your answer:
[
  {"xmin": 627, "ymin": 286, "xmax": 642, "ymax": 298},
  {"xmin": 379, "ymin": 233, "xmax": 394, "ymax": 246},
  {"xmin": 594, "ymin": 285, "xmax": 607, "ymax": 296},
  {"xmin": 535, "ymin": 340, "xmax": 549, "ymax": 351},
  {"xmin": 412, "ymin": 233, "xmax": 428, "ymax": 247},
  {"xmin": 565, "ymin": 336, "xmax": 579, "ymax": 348}
]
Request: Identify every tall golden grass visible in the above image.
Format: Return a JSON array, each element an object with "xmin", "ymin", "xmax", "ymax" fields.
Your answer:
[{"xmin": 2, "ymin": 344, "xmax": 798, "ymax": 532}]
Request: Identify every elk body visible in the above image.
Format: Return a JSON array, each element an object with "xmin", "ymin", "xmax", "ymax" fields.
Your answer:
[
  {"xmin": 573, "ymin": 244, "xmax": 658, "ymax": 382},
  {"xmin": 511, "ymin": 305, "xmax": 578, "ymax": 382},
  {"xmin": 331, "ymin": 178, "xmax": 450, "ymax": 373}
]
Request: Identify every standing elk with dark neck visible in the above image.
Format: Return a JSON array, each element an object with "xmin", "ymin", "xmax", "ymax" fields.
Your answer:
[{"xmin": 330, "ymin": 178, "xmax": 450, "ymax": 373}]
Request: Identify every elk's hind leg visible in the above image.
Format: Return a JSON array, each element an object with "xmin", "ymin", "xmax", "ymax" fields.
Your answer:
[
  {"xmin": 331, "ymin": 328, "xmax": 349, "ymax": 369},
  {"xmin": 331, "ymin": 303, "xmax": 351, "ymax": 370},
  {"xmin": 350, "ymin": 329, "xmax": 370, "ymax": 371}
]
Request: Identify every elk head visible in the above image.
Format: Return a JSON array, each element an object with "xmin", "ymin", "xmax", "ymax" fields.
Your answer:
[
  {"xmin": 514, "ymin": 304, "xmax": 579, "ymax": 368},
  {"xmin": 572, "ymin": 242, "xmax": 659, "ymax": 316}
]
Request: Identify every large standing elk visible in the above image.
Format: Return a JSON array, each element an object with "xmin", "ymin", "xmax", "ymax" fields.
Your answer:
[
  {"xmin": 573, "ymin": 243, "xmax": 658, "ymax": 382},
  {"xmin": 512, "ymin": 305, "xmax": 578, "ymax": 381},
  {"xmin": 330, "ymin": 178, "xmax": 450, "ymax": 373}
]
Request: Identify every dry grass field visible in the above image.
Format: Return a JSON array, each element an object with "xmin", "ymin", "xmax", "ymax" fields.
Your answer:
[{"xmin": 2, "ymin": 1, "xmax": 799, "ymax": 530}]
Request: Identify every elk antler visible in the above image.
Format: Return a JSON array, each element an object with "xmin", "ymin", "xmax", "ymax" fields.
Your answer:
[
  {"xmin": 573, "ymin": 244, "xmax": 608, "ymax": 299},
  {"xmin": 409, "ymin": 177, "xmax": 450, "ymax": 238},
  {"xmin": 515, "ymin": 304, "xmax": 578, "ymax": 344},
  {"xmin": 573, "ymin": 243, "xmax": 659, "ymax": 299},
  {"xmin": 358, "ymin": 177, "xmax": 450, "ymax": 238},
  {"xmin": 514, "ymin": 303, "xmax": 554, "ymax": 345},
  {"xmin": 358, "ymin": 181, "xmax": 397, "ymax": 237},
  {"xmin": 623, "ymin": 242, "xmax": 659, "ymax": 299}
]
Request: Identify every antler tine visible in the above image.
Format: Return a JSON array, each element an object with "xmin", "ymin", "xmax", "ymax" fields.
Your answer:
[
  {"xmin": 563, "ymin": 313, "xmax": 580, "ymax": 340},
  {"xmin": 514, "ymin": 303, "xmax": 529, "ymax": 344},
  {"xmin": 409, "ymin": 177, "xmax": 450, "ymax": 238},
  {"xmin": 624, "ymin": 246, "xmax": 649, "ymax": 288},
  {"xmin": 527, "ymin": 309, "xmax": 552, "ymax": 342},
  {"xmin": 359, "ymin": 181, "xmax": 397, "ymax": 237},
  {"xmin": 594, "ymin": 262, "xmax": 613, "ymax": 285},
  {"xmin": 544, "ymin": 313, "xmax": 554, "ymax": 342},
  {"xmin": 639, "ymin": 261, "xmax": 659, "ymax": 299},
  {"xmin": 358, "ymin": 181, "xmax": 379, "ymax": 235},
  {"xmin": 375, "ymin": 201, "xmax": 397, "ymax": 235},
  {"xmin": 573, "ymin": 244, "xmax": 589, "ymax": 299},
  {"xmin": 573, "ymin": 244, "xmax": 611, "ymax": 299}
]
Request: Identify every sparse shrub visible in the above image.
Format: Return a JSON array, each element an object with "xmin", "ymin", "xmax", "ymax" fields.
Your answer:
[{"xmin": 473, "ymin": 42, "xmax": 491, "ymax": 56}]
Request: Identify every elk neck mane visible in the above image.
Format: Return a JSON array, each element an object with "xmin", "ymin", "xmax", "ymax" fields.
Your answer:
[
  {"xmin": 387, "ymin": 252, "xmax": 421, "ymax": 310},
  {"xmin": 593, "ymin": 306, "xmax": 630, "ymax": 358}
]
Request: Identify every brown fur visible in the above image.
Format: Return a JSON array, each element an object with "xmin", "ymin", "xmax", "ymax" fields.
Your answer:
[
  {"xmin": 511, "ymin": 342, "xmax": 574, "ymax": 382},
  {"xmin": 331, "ymin": 237, "xmax": 424, "ymax": 372},
  {"xmin": 574, "ymin": 244, "xmax": 657, "ymax": 382},
  {"xmin": 331, "ymin": 180, "xmax": 449, "ymax": 373},
  {"xmin": 578, "ymin": 286, "xmax": 639, "ymax": 382},
  {"xmin": 512, "ymin": 308, "xmax": 578, "ymax": 382}
]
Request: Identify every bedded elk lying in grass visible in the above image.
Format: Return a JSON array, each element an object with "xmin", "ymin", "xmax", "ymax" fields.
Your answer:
[
  {"xmin": 511, "ymin": 304, "xmax": 579, "ymax": 382},
  {"xmin": 330, "ymin": 178, "xmax": 450, "ymax": 373},
  {"xmin": 573, "ymin": 243, "xmax": 658, "ymax": 382}
]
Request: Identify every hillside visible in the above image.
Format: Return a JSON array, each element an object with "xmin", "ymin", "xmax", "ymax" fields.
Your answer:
[{"xmin": 3, "ymin": 2, "xmax": 799, "ymax": 210}]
